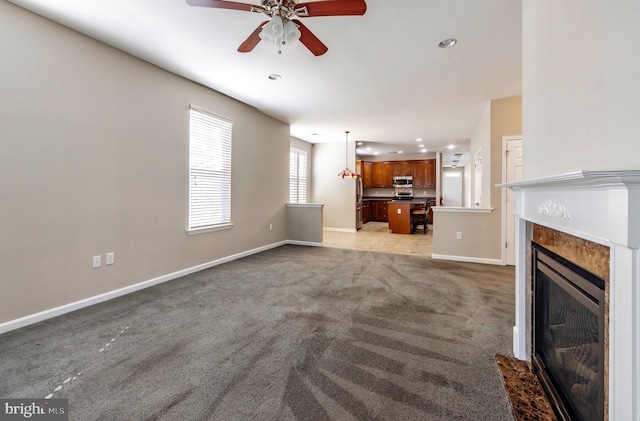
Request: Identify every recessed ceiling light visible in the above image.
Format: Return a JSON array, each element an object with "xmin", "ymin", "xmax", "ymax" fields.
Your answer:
[
  {"xmin": 311, "ymin": 133, "xmax": 318, "ymax": 136},
  {"xmin": 419, "ymin": 145, "xmax": 424, "ymax": 148},
  {"xmin": 420, "ymin": 149, "xmax": 428, "ymax": 153},
  {"xmin": 398, "ymin": 151, "xmax": 403, "ymax": 154},
  {"xmin": 416, "ymin": 138, "xmax": 422, "ymax": 142},
  {"xmin": 357, "ymin": 142, "xmax": 364, "ymax": 146},
  {"xmin": 268, "ymin": 74, "xmax": 281, "ymax": 80},
  {"xmin": 373, "ymin": 152, "xmax": 379, "ymax": 156},
  {"xmin": 366, "ymin": 147, "xmax": 371, "ymax": 151},
  {"xmin": 438, "ymin": 38, "xmax": 457, "ymax": 48},
  {"xmin": 447, "ymin": 144, "xmax": 456, "ymax": 150}
]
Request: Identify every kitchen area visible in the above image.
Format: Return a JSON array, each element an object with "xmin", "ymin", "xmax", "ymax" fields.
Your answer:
[{"xmin": 356, "ymin": 159, "xmax": 437, "ymax": 234}]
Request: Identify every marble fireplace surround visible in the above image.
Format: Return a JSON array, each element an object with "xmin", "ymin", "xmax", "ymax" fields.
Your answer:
[{"xmin": 500, "ymin": 170, "xmax": 640, "ymax": 420}]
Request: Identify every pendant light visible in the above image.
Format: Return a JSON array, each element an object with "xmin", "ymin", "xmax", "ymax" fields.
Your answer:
[{"xmin": 337, "ymin": 131, "xmax": 357, "ymax": 179}]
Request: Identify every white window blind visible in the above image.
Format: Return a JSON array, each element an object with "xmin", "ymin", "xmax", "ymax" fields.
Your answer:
[
  {"xmin": 289, "ymin": 148, "xmax": 308, "ymax": 203},
  {"xmin": 188, "ymin": 106, "xmax": 232, "ymax": 231}
]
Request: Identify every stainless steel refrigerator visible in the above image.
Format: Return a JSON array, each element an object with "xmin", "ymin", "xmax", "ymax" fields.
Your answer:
[{"xmin": 356, "ymin": 175, "xmax": 363, "ymax": 230}]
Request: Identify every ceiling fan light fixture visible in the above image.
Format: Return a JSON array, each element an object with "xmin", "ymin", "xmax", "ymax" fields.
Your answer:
[
  {"xmin": 188, "ymin": 0, "xmax": 367, "ymax": 55},
  {"xmin": 283, "ymin": 20, "xmax": 301, "ymax": 45},
  {"xmin": 260, "ymin": 15, "xmax": 284, "ymax": 44}
]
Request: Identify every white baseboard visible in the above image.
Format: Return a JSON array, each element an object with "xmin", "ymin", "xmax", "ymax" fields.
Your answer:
[
  {"xmin": 323, "ymin": 227, "xmax": 357, "ymax": 233},
  {"xmin": 0, "ymin": 241, "xmax": 288, "ymax": 335},
  {"xmin": 431, "ymin": 253, "xmax": 505, "ymax": 266},
  {"xmin": 286, "ymin": 240, "xmax": 323, "ymax": 247}
]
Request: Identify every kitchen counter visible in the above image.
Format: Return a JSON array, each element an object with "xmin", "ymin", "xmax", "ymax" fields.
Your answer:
[
  {"xmin": 388, "ymin": 199, "xmax": 432, "ymax": 204},
  {"xmin": 388, "ymin": 201, "xmax": 427, "ymax": 234},
  {"xmin": 363, "ymin": 197, "xmax": 435, "ymax": 202}
]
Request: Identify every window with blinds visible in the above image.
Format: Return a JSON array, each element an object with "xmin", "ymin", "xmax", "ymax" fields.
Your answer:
[
  {"xmin": 188, "ymin": 106, "xmax": 232, "ymax": 232},
  {"xmin": 289, "ymin": 148, "xmax": 308, "ymax": 203}
]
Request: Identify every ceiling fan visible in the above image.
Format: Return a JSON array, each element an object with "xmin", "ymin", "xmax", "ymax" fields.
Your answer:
[{"xmin": 186, "ymin": 0, "xmax": 367, "ymax": 56}]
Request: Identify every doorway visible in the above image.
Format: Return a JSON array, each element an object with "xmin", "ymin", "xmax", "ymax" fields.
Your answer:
[
  {"xmin": 442, "ymin": 168, "xmax": 463, "ymax": 207},
  {"xmin": 502, "ymin": 135, "xmax": 522, "ymax": 265}
]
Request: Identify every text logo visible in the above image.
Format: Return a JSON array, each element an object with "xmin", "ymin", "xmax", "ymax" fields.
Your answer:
[{"xmin": 0, "ymin": 400, "xmax": 68, "ymax": 421}]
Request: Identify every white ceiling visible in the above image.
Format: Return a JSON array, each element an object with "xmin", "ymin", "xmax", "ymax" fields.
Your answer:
[{"xmin": 9, "ymin": 0, "xmax": 522, "ymax": 167}]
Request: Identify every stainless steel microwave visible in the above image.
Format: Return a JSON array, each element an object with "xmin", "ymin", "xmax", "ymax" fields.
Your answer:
[{"xmin": 392, "ymin": 175, "xmax": 413, "ymax": 186}]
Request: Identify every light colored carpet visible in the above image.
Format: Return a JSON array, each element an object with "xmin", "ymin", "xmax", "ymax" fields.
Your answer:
[{"xmin": 0, "ymin": 245, "xmax": 515, "ymax": 420}]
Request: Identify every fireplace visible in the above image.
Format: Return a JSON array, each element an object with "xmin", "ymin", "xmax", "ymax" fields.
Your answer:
[
  {"xmin": 499, "ymin": 170, "xmax": 640, "ymax": 420},
  {"xmin": 532, "ymin": 243, "xmax": 605, "ymax": 421}
]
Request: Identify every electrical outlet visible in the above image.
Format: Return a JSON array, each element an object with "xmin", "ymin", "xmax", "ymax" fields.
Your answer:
[
  {"xmin": 456, "ymin": 232, "xmax": 462, "ymax": 240},
  {"xmin": 397, "ymin": 208, "xmax": 401, "ymax": 214},
  {"xmin": 92, "ymin": 255, "xmax": 101, "ymax": 269},
  {"xmin": 106, "ymin": 252, "xmax": 114, "ymax": 265},
  {"xmin": 269, "ymin": 223, "xmax": 273, "ymax": 231}
]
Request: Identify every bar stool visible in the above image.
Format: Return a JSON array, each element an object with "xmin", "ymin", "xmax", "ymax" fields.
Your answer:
[{"xmin": 411, "ymin": 206, "xmax": 428, "ymax": 234}]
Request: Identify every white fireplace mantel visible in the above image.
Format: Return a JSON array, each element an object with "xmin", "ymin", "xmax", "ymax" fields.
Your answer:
[{"xmin": 499, "ymin": 170, "xmax": 640, "ymax": 421}]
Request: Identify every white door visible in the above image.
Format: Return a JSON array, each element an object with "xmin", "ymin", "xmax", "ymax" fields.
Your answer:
[
  {"xmin": 504, "ymin": 136, "xmax": 522, "ymax": 265},
  {"xmin": 442, "ymin": 169, "xmax": 463, "ymax": 206}
]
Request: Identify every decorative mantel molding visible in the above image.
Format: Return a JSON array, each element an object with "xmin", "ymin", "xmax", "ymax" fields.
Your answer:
[
  {"xmin": 498, "ymin": 169, "xmax": 640, "ymax": 249},
  {"xmin": 497, "ymin": 169, "xmax": 640, "ymax": 190},
  {"xmin": 537, "ymin": 199, "xmax": 570, "ymax": 220}
]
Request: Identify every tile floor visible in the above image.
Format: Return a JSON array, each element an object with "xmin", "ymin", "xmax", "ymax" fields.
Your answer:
[{"xmin": 322, "ymin": 221, "xmax": 433, "ymax": 257}]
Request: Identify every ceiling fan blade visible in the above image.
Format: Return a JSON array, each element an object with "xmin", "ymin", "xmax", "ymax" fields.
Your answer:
[
  {"xmin": 295, "ymin": 0, "xmax": 366, "ymax": 17},
  {"xmin": 237, "ymin": 21, "xmax": 268, "ymax": 53},
  {"xmin": 295, "ymin": 20, "xmax": 328, "ymax": 56},
  {"xmin": 186, "ymin": 0, "xmax": 255, "ymax": 12}
]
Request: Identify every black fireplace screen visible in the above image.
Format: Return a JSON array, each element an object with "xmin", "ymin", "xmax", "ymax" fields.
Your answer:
[{"xmin": 533, "ymin": 244, "xmax": 605, "ymax": 421}]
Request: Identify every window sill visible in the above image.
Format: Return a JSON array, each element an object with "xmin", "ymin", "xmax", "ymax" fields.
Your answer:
[{"xmin": 187, "ymin": 223, "xmax": 234, "ymax": 235}]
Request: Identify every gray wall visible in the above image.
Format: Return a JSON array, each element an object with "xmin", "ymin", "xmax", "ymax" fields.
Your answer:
[
  {"xmin": 286, "ymin": 204, "xmax": 323, "ymax": 244},
  {"xmin": 522, "ymin": 0, "xmax": 640, "ymax": 179},
  {"xmin": 0, "ymin": 2, "xmax": 289, "ymax": 323},
  {"xmin": 311, "ymin": 142, "xmax": 356, "ymax": 231},
  {"xmin": 432, "ymin": 97, "xmax": 521, "ymax": 261}
]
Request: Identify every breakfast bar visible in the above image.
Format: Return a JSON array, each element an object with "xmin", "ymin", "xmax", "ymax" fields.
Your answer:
[{"xmin": 388, "ymin": 200, "xmax": 429, "ymax": 234}]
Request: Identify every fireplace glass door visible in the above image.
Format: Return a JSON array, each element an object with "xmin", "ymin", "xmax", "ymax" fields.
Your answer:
[{"xmin": 533, "ymin": 244, "xmax": 605, "ymax": 421}]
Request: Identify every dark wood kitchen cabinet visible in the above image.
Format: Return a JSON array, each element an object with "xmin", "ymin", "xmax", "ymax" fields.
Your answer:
[
  {"xmin": 361, "ymin": 200, "xmax": 370, "ymax": 223},
  {"xmin": 412, "ymin": 159, "xmax": 436, "ymax": 188},
  {"xmin": 428, "ymin": 200, "xmax": 436, "ymax": 224},
  {"xmin": 370, "ymin": 162, "xmax": 393, "ymax": 188},
  {"xmin": 392, "ymin": 161, "xmax": 409, "ymax": 176},
  {"xmin": 363, "ymin": 200, "xmax": 388, "ymax": 222},
  {"xmin": 423, "ymin": 159, "xmax": 436, "ymax": 188},
  {"xmin": 377, "ymin": 201, "xmax": 388, "ymax": 221},
  {"xmin": 411, "ymin": 161, "xmax": 425, "ymax": 187},
  {"xmin": 361, "ymin": 159, "xmax": 435, "ymax": 188},
  {"xmin": 371, "ymin": 162, "xmax": 383, "ymax": 187},
  {"xmin": 366, "ymin": 200, "xmax": 377, "ymax": 221},
  {"xmin": 381, "ymin": 162, "xmax": 393, "ymax": 187},
  {"xmin": 362, "ymin": 161, "xmax": 373, "ymax": 187}
]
